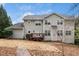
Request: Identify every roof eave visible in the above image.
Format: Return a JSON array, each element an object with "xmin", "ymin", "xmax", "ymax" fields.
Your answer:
[
  {"xmin": 44, "ymin": 13, "xmax": 65, "ymax": 19},
  {"xmin": 12, "ymin": 28, "xmax": 23, "ymax": 30},
  {"xmin": 64, "ymin": 18, "xmax": 77, "ymax": 21},
  {"xmin": 23, "ymin": 19, "xmax": 43, "ymax": 21}
]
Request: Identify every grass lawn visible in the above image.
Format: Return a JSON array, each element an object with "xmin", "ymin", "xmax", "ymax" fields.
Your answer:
[{"xmin": 0, "ymin": 39, "xmax": 79, "ymax": 56}]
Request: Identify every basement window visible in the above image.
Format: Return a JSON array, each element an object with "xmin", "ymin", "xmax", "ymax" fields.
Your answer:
[
  {"xmin": 48, "ymin": 22, "xmax": 50, "ymax": 25},
  {"xmin": 28, "ymin": 31, "xmax": 30, "ymax": 33},
  {"xmin": 45, "ymin": 30, "xmax": 50, "ymax": 36},
  {"xmin": 33, "ymin": 30, "xmax": 35, "ymax": 33}
]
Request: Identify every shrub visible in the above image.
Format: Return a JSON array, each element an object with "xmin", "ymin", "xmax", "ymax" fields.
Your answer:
[
  {"xmin": 0, "ymin": 30, "xmax": 13, "ymax": 38},
  {"xmin": 75, "ymin": 29, "xmax": 79, "ymax": 39},
  {"xmin": 75, "ymin": 39, "xmax": 79, "ymax": 45}
]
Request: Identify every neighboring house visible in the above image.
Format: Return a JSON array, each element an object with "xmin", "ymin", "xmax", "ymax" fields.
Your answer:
[{"xmin": 8, "ymin": 13, "xmax": 78, "ymax": 43}]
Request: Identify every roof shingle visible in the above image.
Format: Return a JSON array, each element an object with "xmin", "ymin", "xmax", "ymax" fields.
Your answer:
[
  {"xmin": 23, "ymin": 14, "xmax": 49, "ymax": 20},
  {"xmin": 5, "ymin": 23, "xmax": 24, "ymax": 30},
  {"xmin": 23, "ymin": 13, "xmax": 77, "ymax": 21}
]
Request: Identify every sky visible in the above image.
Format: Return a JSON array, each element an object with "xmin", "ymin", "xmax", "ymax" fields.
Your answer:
[{"xmin": 2, "ymin": 3, "xmax": 77, "ymax": 24}]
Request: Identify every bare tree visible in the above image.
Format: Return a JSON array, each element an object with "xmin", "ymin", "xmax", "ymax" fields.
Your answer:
[
  {"xmin": 69, "ymin": 3, "xmax": 79, "ymax": 27},
  {"xmin": 70, "ymin": 3, "xmax": 79, "ymax": 45},
  {"xmin": 69, "ymin": 3, "xmax": 79, "ymax": 16},
  {"xmin": 70, "ymin": 3, "xmax": 79, "ymax": 10}
]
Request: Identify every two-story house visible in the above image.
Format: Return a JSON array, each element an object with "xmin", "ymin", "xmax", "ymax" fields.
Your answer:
[{"xmin": 8, "ymin": 13, "xmax": 77, "ymax": 43}]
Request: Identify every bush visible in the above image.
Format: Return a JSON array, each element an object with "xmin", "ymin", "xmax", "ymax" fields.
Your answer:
[
  {"xmin": 75, "ymin": 29, "xmax": 79, "ymax": 45},
  {"xmin": 0, "ymin": 30, "xmax": 13, "ymax": 38},
  {"xmin": 75, "ymin": 39, "xmax": 79, "ymax": 45},
  {"xmin": 75, "ymin": 29, "xmax": 79, "ymax": 39}
]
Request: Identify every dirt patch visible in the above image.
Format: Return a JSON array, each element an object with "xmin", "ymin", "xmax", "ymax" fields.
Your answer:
[
  {"xmin": 63, "ymin": 44, "xmax": 79, "ymax": 56},
  {"xmin": 0, "ymin": 39, "xmax": 79, "ymax": 56},
  {"xmin": 28, "ymin": 49, "xmax": 62, "ymax": 56},
  {"xmin": 0, "ymin": 47, "xmax": 16, "ymax": 56}
]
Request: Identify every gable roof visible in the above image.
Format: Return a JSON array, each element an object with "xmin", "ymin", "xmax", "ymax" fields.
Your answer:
[
  {"xmin": 23, "ymin": 13, "xmax": 77, "ymax": 21},
  {"xmin": 57, "ymin": 13, "xmax": 75, "ymax": 20},
  {"xmin": 5, "ymin": 22, "xmax": 24, "ymax": 30},
  {"xmin": 12, "ymin": 22, "xmax": 24, "ymax": 28},
  {"xmin": 41, "ymin": 13, "xmax": 76, "ymax": 20},
  {"xmin": 6, "ymin": 13, "xmax": 78, "ymax": 30}
]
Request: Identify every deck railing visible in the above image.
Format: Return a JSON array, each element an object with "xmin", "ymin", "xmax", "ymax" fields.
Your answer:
[{"xmin": 26, "ymin": 33, "xmax": 44, "ymax": 41}]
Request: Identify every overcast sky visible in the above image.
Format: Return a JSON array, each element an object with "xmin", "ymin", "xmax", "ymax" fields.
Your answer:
[{"xmin": 3, "ymin": 3, "xmax": 76, "ymax": 24}]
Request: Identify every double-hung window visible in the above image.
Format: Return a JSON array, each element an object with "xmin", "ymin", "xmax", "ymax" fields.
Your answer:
[
  {"xmin": 66, "ymin": 31, "xmax": 71, "ymax": 35},
  {"xmin": 45, "ymin": 30, "xmax": 50, "ymax": 36},
  {"xmin": 36, "ymin": 23, "xmax": 41, "ymax": 26},
  {"xmin": 57, "ymin": 30, "xmax": 63, "ymax": 36},
  {"xmin": 57, "ymin": 20, "xmax": 63, "ymax": 25},
  {"xmin": 45, "ymin": 20, "xmax": 50, "ymax": 25}
]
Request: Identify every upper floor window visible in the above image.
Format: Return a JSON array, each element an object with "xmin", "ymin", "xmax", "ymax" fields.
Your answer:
[
  {"xmin": 45, "ymin": 20, "xmax": 50, "ymax": 25},
  {"xmin": 36, "ymin": 23, "xmax": 41, "ymax": 26},
  {"xmin": 57, "ymin": 20, "xmax": 63, "ymax": 25},
  {"xmin": 45, "ymin": 20, "xmax": 47, "ymax": 24},
  {"xmin": 45, "ymin": 30, "xmax": 50, "ymax": 36},
  {"xmin": 66, "ymin": 31, "xmax": 71, "ymax": 35},
  {"xmin": 28, "ymin": 20, "xmax": 34, "ymax": 24},
  {"xmin": 57, "ymin": 30, "xmax": 63, "ymax": 36},
  {"xmin": 31, "ymin": 20, "xmax": 35, "ymax": 22},
  {"xmin": 28, "ymin": 21, "xmax": 30, "ymax": 23}
]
